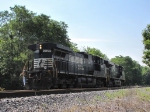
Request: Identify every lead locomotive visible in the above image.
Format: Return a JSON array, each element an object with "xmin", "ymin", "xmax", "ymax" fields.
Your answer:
[{"xmin": 21, "ymin": 42, "xmax": 125, "ymax": 90}]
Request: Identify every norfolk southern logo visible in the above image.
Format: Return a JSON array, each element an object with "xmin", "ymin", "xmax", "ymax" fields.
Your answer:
[{"xmin": 38, "ymin": 59, "xmax": 45, "ymax": 67}]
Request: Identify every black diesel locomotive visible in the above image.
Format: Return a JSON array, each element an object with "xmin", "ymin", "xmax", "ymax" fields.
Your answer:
[{"xmin": 22, "ymin": 42, "xmax": 125, "ymax": 90}]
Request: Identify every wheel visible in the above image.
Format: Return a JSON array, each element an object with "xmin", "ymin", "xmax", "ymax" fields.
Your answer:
[{"xmin": 96, "ymin": 80, "xmax": 103, "ymax": 88}]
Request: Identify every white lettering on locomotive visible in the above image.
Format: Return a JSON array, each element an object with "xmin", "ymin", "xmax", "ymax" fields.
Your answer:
[{"xmin": 43, "ymin": 50, "xmax": 51, "ymax": 52}]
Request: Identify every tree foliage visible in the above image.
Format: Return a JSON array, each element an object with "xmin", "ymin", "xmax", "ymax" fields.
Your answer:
[
  {"xmin": 111, "ymin": 56, "xmax": 142, "ymax": 85},
  {"xmin": 83, "ymin": 46, "xmax": 108, "ymax": 59},
  {"xmin": 69, "ymin": 42, "xmax": 80, "ymax": 52},
  {"xmin": 0, "ymin": 5, "xmax": 71, "ymax": 89},
  {"xmin": 142, "ymin": 66, "xmax": 150, "ymax": 85},
  {"xmin": 142, "ymin": 24, "xmax": 150, "ymax": 66}
]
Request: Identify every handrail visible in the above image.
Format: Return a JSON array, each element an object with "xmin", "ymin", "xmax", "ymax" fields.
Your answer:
[{"xmin": 20, "ymin": 61, "xmax": 28, "ymax": 77}]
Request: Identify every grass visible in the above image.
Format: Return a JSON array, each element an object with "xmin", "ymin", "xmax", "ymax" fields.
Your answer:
[
  {"xmin": 105, "ymin": 89, "xmax": 126, "ymax": 100},
  {"xmin": 104, "ymin": 87, "xmax": 150, "ymax": 101},
  {"xmin": 95, "ymin": 95, "xmax": 102, "ymax": 100},
  {"xmin": 63, "ymin": 87, "xmax": 150, "ymax": 112},
  {"xmin": 136, "ymin": 87, "xmax": 150, "ymax": 101}
]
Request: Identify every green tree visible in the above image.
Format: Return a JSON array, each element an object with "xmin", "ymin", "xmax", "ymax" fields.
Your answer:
[
  {"xmin": 142, "ymin": 24, "xmax": 150, "ymax": 66},
  {"xmin": 83, "ymin": 46, "xmax": 108, "ymax": 59},
  {"xmin": 0, "ymin": 5, "xmax": 71, "ymax": 89},
  {"xmin": 69, "ymin": 42, "xmax": 80, "ymax": 52},
  {"xmin": 142, "ymin": 66, "xmax": 150, "ymax": 85},
  {"xmin": 111, "ymin": 56, "xmax": 142, "ymax": 85}
]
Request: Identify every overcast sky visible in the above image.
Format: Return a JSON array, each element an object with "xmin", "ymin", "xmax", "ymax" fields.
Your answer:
[{"xmin": 1, "ymin": 0, "xmax": 150, "ymax": 66}]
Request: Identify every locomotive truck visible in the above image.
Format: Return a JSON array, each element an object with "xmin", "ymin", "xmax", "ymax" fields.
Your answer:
[{"xmin": 20, "ymin": 42, "xmax": 125, "ymax": 90}]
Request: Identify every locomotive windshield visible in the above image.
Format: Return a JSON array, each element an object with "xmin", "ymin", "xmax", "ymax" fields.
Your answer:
[{"xmin": 34, "ymin": 50, "xmax": 52, "ymax": 59}]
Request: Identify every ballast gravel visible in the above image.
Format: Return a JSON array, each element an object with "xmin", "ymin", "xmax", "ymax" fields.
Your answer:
[{"xmin": 0, "ymin": 90, "xmax": 127, "ymax": 112}]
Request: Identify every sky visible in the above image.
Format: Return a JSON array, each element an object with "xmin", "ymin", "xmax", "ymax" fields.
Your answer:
[{"xmin": 1, "ymin": 0, "xmax": 150, "ymax": 66}]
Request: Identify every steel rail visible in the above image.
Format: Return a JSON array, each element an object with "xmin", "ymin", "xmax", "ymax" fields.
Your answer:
[{"xmin": 0, "ymin": 86, "xmax": 142, "ymax": 99}]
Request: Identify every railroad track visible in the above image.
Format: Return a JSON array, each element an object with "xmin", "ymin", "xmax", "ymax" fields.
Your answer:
[{"xmin": 0, "ymin": 86, "xmax": 141, "ymax": 99}]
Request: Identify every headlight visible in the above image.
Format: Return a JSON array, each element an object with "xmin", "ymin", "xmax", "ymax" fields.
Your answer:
[{"xmin": 39, "ymin": 44, "xmax": 42, "ymax": 49}]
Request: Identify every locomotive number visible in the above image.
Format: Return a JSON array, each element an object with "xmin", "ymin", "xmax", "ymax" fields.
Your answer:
[{"xmin": 43, "ymin": 50, "xmax": 51, "ymax": 52}]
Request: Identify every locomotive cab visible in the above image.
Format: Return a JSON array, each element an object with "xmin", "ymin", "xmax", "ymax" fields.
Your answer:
[
  {"xmin": 24, "ymin": 42, "xmax": 73, "ymax": 89},
  {"xmin": 28, "ymin": 43, "xmax": 54, "ymax": 70}
]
